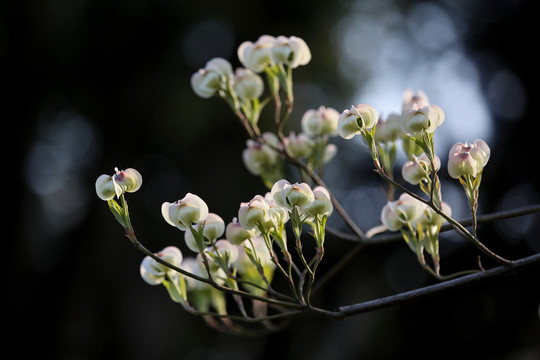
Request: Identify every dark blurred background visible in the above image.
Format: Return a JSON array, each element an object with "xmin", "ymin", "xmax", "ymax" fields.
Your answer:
[{"xmin": 7, "ymin": 0, "xmax": 540, "ymax": 359}]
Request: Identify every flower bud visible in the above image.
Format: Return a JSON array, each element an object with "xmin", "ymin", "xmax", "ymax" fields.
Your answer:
[
  {"xmin": 402, "ymin": 105, "xmax": 445, "ymax": 134},
  {"xmin": 271, "ymin": 35, "xmax": 311, "ymax": 68},
  {"xmin": 242, "ymin": 132, "xmax": 280, "ymax": 176},
  {"xmin": 140, "ymin": 246, "xmax": 183, "ymax": 285},
  {"xmin": 233, "ymin": 68, "xmax": 264, "ymax": 100},
  {"xmin": 447, "ymin": 139, "xmax": 490, "ymax": 179},
  {"xmin": 112, "ymin": 167, "xmax": 143, "ymax": 197},
  {"xmin": 237, "ymin": 35, "xmax": 276, "ymax": 73},
  {"xmin": 415, "ymin": 201, "xmax": 452, "ymax": 229},
  {"xmin": 162, "ymin": 193, "xmax": 209, "ymax": 231},
  {"xmin": 184, "ymin": 213, "xmax": 225, "ymax": 252},
  {"xmin": 303, "ymin": 186, "xmax": 333, "ymax": 217},
  {"xmin": 380, "ymin": 193, "xmax": 425, "ymax": 231},
  {"xmin": 225, "ymin": 217, "xmax": 260, "ymax": 245},
  {"xmin": 263, "ymin": 192, "xmax": 289, "ymax": 227},
  {"xmin": 283, "ymin": 131, "xmax": 314, "ymax": 158},
  {"xmin": 238, "ymin": 195, "xmax": 271, "ymax": 230},
  {"xmin": 337, "ymin": 104, "xmax": 379, "ymax": 139},
  {"xmin": 95, "ymin": 167, "xmax": 142, "ymax": 200},
  {"xmin": 401, "ymin": 153, "xmax": 441, "ymax": 185},
  {"xmin": 301, "ymin": 106, "xmax": 340, "ymax": 137},
  {"xmin": 190, "ymin": 57, "xmax": 233, "ymax": 98},
  {"xmin": 374, "ymin": 113, "xmax": 402, "ymax": 143},
  {"xmin": 402, "ymin": 89, "xmax": 430, "ymax": 111},
  {"xmin": 271, "ymin": 179, "xmax": 314, "ymax": 210}
]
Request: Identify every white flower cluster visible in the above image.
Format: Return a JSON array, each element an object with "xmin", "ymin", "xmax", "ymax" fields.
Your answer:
[
  {"xmin": 242, "ymin": 106, "xmax": 339, "ymax": 185},
  {"xmin": 191, "ymin": 35, "xmax": 311, "ymax": 102}
]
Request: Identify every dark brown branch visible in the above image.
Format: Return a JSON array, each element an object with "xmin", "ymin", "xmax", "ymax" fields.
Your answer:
[{"xmin": 308, "ymin": 252, "xmax": 540, "ymax": 320}]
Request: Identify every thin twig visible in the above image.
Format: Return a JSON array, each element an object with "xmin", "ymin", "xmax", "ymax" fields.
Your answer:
[
  {"xmin": 307, "ymin": 252, "xmax": 540, "ymax": 320},
  {"xmin": 326, "ymin": 204, "xmax": 540, "ymax": 244}
]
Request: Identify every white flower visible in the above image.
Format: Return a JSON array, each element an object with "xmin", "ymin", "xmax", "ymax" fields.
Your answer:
[
  {"xmin": 374, "ymin": 113, "xmax": 402, "ymax": 143},
  {"xmin": 140, "ymin": 246, "xmax": 183, "ymax": 285},
  {"xmin": 238, "ymin": 194, "xmax": 271, "ymax": 230},
  {"xmin": 271, "ymin": 179, "xmax": 314, "ymax": 210},
  {"xmin": 303, "ymin": 186, "xmax": 333, "ymax": 217},
  {"xmin": 402, "ymin": 89, "xmax": 430, "ymax": 111},
  {"xmin": 242, "ymin": 132, "xmax": 281, "ymax": 176},
  {"xmin": 96, "ymin": 167, "xmax": 142, "ymax": 200},
  {"xmin": 447, "ymin": 139, "xmax": 490, "ymax": 179},
  {"xmin": 190, "ymin": 57, "xmax": 234, "ymax": 98},
  {"xmin": 283, "ymin": 131, "xmax": 314, "ymax": 158},
  {"xmin": 225, "ymin": 217, "xmax": 260, "ymax": 245},
  {"xmin": 401, "ymin": 153, "xmax": 441, "ymax": 185},
  {"xmin": 233, "ymin": 68, "xmax": 264, "ymax": 100},
  {"xmin": 161, "ymin": 193, "xmax": 209, "ymax": 231},
  {"xmin": 301, "ymin": 106, "xmax": 340, "ymax": 137},
  {"xmin": 237, "ymin": 35, "xmax": 277, "ymax": 73},
  {"xmin": 380, "ymin": 193, "xmax": 424, "ymax": 231},
  {"xmin": 402, "ymin": 105, "xmax": 445, "ymax": 134},
  {"xmin": 337, "ymin": 104, "xmax": 379, "ymax": 139},
  {"xmin": 414, "ymin": 201, "xmax": 452, "ymax": 229},
  {"xmin": 271, "ymin": 35, "xmax": 311, "ymax": 68}
]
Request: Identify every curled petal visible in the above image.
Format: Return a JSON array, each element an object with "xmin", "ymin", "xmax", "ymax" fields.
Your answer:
[{"xmin": 95, "ymin": 174, "xmax": 115, "ymax": 201}]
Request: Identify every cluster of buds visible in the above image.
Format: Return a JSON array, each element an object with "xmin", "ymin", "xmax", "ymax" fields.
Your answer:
[
  {"xmin": 237, "ymin": 179, "xmax": 333, "ymax": 248},
  {"xmin": 191, "ymin": 35, "xmax": 312, "ymax": 134},
  {"xmin": 237, "ymin": 35, "xmax": 311, "ymax": 74},
  {"xmin": 381, "ymin": 193, "xmax": 452, "ymax": 276},
  {"xmin": 241, "ymin": 106, "xmax": 340, "ymax": 189},
  {"xmin": 160, "ymin": 192, "xmax": 279, "ymax": 314},
  {"xmin": 447, "ymin": 139, "xmax": 491, "ymax": 219},
  {"xmin": 191, "ymin": 57, "xmax": 265, "ymax": 129},
  {"xmin": 283, "ymin": 106, "xmax": 340, "ymax": 175},
  {"xmin": 335, "ymin": 88, "xmax": 494, "ymax": 277}
]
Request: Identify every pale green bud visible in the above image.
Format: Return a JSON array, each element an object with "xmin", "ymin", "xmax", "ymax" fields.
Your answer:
[
  {"xmin": 402, "ymin": 105, "xmax": 445, "ymax": 134},
  {"xmin": 162, "ymin": 193, "xmax": 209, "ymax": 231},
  {"xmin": 303, "ymin": 186, "xmax": 333, "ymax": 217},
  {"xmin": 225, "ymin": 217, "xmax": 260, "ymax": 245},
  {"xmin": 233, "ymin": 68, "xmax": 264, "ymax": 100},
  {"xmin": 401, "ymin": 153, "xmax": 441, "ymax": 185},
  {"xmin": 190, "ymin": 57, "xmax": 234, "ymax": 98},
  {"xmin": 140, "ymin": 246, "xmax": 183, "ymax": 285},
  {"xmin": 380, "ymin": 193, "xmax": 424, "ymax": 231},
  {"xmin": 271, "ymin": 35, "xmax": 311, "ymax": 69},
  {"xmin": 284, "ymin": 131, "xmax": 314, "ymax": 158},
  {"xmin": 301, "ymin": 106, "xmax": 340, "ymax": 137},
  {"xmin": 337, "ymin": 104, "xmax": 379, "ymax": 140},
  {"xmin": 238, "ymin": 195, "xmax": 271, "ymax": 230},
  {"xmin": 237, "ymin": 35, "xmax": 276, "ymax": 73}
]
